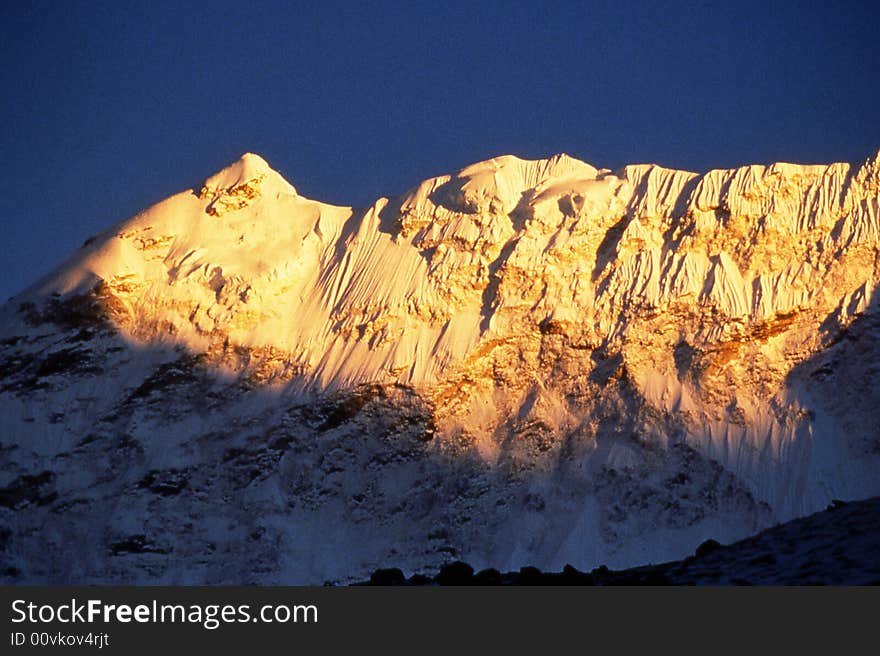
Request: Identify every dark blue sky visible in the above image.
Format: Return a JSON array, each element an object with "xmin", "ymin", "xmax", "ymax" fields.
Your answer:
[{"xmin": 2, "ymin": 1, "xmax": 879, "ymax": 300}]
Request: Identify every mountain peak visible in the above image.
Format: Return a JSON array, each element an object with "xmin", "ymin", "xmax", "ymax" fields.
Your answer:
[
  {"xmin": 206, "ymin": 152, "xmax": 272, "ymax": 186},
  {"xmin": 237, "ymin": 151, "xmax": 274, "ymax": 176},
  {"xmin": 200, "ymin": 152, "xmax": 297, "ymax": 216}
]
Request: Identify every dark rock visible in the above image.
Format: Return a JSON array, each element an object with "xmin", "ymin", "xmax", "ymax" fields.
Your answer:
[
  {"xmin": 436, "ymin": 561, "xmax": 474, "ymax": 585},
  {"xmin": 561, "ymin": 564, "xmax": 594, "ymax": 585},
  {"xmin": 0, "ymin": 471, "xmax": 57, "ymax": 509},
  {"xmin": 591, "ymin": 564, "xmax": 611, "ymax": 583},
  {"xmin": 695, "ymin": 538, "xmax": 722, "ymax": 558},
  {"xmin": 369, "ymin": 568, "xmax": 407, "ymax": 586},
  {"xmin": 517, "ymin": 566, "xmax": 545, "ymax": 585},
  {"xmin": 473, "ymin": 568, "xmax": 503, "ymax": 585},
  {"xmin": 317, "ymin": 384, "xmax": 385, "ymax": 431},
  {"xmin": 110, "ymin": 535, "xmax": 170, "ymax": 556},
  {"xmin": 137, "ymin": 469, "xmax": 189, "ymax": 496}
]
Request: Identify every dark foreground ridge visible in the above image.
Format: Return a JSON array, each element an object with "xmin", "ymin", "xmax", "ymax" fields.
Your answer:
[{"xmin": 360, "ymin": 496, "xmax": 880, "ymax": 585}]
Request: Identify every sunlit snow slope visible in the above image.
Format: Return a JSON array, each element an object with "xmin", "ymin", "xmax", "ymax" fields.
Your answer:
[{"xmin": 2, "ymin": 151, "xmax": 879, "ymax": 583}]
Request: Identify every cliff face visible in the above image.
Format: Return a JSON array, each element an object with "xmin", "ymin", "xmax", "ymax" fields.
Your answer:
[{"xmin": 2, "ymin": 151, "xmax": 879, "ymax": 583}]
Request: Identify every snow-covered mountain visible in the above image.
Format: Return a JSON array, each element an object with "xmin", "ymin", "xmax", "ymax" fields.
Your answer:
[{"xmin": 2, "ymin": 151, "xmax": 879, "ymax": 583}]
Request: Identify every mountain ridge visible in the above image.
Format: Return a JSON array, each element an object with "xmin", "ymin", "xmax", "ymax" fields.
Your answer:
[{"xmin": 2, "ymin": 149, "xmax": 879, "ymax": 583}]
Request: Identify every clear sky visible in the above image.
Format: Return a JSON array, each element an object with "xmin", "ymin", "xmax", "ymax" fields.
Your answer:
[{"xmin": 2, "ymin": 0, "xmax": 879, "ymax": 300}]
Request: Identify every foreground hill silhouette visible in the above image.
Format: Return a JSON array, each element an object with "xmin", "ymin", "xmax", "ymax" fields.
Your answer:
[{"xmin": 364, "ymin": 496, "xmax": 880, "ymax": 585}]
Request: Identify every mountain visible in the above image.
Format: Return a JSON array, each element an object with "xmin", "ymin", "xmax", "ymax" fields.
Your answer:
[{"xmin": 2, "ymin": 151, "xmax": 879, "ymax": 584}]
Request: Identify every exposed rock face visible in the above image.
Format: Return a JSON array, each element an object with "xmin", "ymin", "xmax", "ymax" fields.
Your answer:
[{"xmin": 2, "ymin": 151, "xmax": 879, "ymax": 583}]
